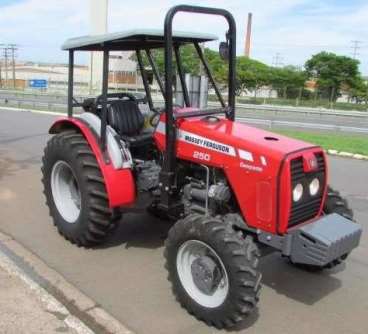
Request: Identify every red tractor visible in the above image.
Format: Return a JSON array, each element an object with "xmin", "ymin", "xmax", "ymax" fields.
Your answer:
[{"xmin": 42, "ymin": 5, "xmax": 362, "ymax": 329}]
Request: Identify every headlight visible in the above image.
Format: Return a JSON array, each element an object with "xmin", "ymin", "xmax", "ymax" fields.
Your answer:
[
  {"xmin": 309, "ymin": 178, "xmax": 320, "ymax": 196},
  {"xmin": 293, "ymin": 183, "xmax": 304, "ymax": 202}
]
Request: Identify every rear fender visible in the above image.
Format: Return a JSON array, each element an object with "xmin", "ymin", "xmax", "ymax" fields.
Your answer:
[{"xmin": 49, "ymin": 117, "xmax": 136, "ymax": 208}]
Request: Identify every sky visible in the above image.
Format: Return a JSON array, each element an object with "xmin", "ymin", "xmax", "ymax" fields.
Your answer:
[{"xmin": 0, "ymin": 0, "xmax": 367, "ymax": 74}]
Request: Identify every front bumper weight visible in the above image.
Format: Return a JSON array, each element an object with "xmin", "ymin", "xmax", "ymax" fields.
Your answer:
[{"xmin": 258, "ymin": 213, "xmax": 362, "ymax": 267}]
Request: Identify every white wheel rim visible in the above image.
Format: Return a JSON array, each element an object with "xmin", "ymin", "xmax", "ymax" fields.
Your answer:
[
  {"xmin": 176, "ymin": 240, "xmax": 229, "ymax": 308},
  {"xmin": 51, "ymin": 161, "xmax": 81, "ymax": 224}
]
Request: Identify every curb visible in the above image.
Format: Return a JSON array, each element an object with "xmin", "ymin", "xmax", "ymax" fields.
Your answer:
[
  {"xmin": 326, "ymin": 149, "xmax": 368, "ymax": 160},
  {"xmin": 0, "ymin": 231, "xmax": 134, "ymax": 334}
]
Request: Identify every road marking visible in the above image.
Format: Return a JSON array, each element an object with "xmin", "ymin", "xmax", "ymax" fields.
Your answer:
[{"xmin": 0, "ymin": 106, "xmax": 65, "ymax": 116}]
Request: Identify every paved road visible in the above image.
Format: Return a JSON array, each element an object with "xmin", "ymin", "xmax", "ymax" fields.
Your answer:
[
  {"xmin": 237, "ymin": 108, "xmax": 368, "ymax": 130},
  {"xmin": 0, "ymin": 108, "xmax": 367, "ymax": 334}
]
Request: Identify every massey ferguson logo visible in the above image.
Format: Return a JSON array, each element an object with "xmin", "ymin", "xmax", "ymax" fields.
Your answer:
[
  {"xmin": 184, "ymin": 135, "xmax": 230, "ymax": 154},
  {"xmin": 310, "ymin": 158, "xmax": 318, "ymax": 169}
]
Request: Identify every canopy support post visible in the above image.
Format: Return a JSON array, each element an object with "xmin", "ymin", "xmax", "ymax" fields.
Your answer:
[
  {"xmin": 194, "ymin": 43, "xmax": 226, "ymax": 108},
  {"xmin": 67, "ymin": 51, "xmax": 74, "ymax": 117},
  {"xmin": 174, "ymin": 45, "xmax": 190, "ymax": 107},
  {"xmin": 136, "ymin": 49, "xmax": 154, "ymax": 110},
  {"xmin": 101, "ymin": 49, "xmax": 109, "ymax": 152},
  {"xmin": 145, "ymin": 49, "xmax": 165, "ymax": 99}
]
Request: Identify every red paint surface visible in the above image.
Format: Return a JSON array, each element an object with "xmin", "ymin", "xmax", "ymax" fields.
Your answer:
[
  {"xmin": 49, "ymin": 118, "xmax": 136, "ymax": 208},
  {"xmin": 154, "ymin": 111, "xmax": 327, "ymax": 234}
]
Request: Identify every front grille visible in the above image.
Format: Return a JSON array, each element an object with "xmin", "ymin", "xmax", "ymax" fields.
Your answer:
[{"xmin": 288, "ymin": 152, "xmax": 325, "ymax": 227}]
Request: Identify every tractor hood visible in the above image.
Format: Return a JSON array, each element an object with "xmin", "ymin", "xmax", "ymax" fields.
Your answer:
[{"xmin": 177, "ymin": 116, "xmax": 317, "ymax": 161}]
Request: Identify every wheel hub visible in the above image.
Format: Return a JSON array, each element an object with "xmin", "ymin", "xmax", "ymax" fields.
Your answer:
[
  {"xmin": 191, "ymin": 256, "xmax": 221, "ymax": 295},
  {"xmin": 176, "ymin": 240, "xmax": 229, "ymax": 308},
  {"xmin": 51, "ymin": 160, "xmax": 81, "ymax": 224}
]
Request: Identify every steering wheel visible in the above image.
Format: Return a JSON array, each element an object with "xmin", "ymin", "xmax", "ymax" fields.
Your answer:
[
  {"xmin": 149, "ymin": 104, "xmax": 185, "ymax": 126},
  {"xmin": 95, "ymin": 92, "xmax": 137, "ymax": 105},
  {"xmin": 149, "ymin": 107, "xmax": 162, "ymax": 127}
]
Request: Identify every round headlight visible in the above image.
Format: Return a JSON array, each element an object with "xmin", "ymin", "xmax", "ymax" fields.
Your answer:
[
  {"xmin": 309, "ymin": 178, "xmax": 320, "ymax": 196},
  {"xmin": 293, "ymin": 183, "xmax": 304, "ymax": 202}
]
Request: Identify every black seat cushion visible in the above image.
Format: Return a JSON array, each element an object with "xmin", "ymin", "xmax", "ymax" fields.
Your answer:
[{"xmin": 108, "ymin": 100, "xmax": 145, "ymax": 136}]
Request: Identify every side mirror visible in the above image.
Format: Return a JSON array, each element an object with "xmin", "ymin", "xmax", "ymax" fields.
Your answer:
[
  {"xmin": 219, "ymin": 42, "xmax": 229, "ymax": 61},
  {"xmin": 147, "ymin": 70, "xmax": 154, "ymax": 85}
]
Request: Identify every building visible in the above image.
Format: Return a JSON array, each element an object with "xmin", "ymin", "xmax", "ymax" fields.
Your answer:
[{"xmin": 0, "ymin": 56, "xmax": 139, "ymax": 94}]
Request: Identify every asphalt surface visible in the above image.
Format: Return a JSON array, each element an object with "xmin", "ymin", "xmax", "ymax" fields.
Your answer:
[
  {"xmin": 0, "ymin": 108, "xmax": 367, "ymax": 334},
  {"xmin": 237, "ymin": 108, "xmax": 368, "ymax": 130}
]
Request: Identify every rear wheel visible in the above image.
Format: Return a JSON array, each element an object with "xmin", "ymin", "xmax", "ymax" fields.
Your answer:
[
  {"xmin": 165, "ymin": 214, "xmax": 261, "ymax": 329},
  {"xmin": 42, "ymin": 130, "xmax": 119, "ymax": 247}
]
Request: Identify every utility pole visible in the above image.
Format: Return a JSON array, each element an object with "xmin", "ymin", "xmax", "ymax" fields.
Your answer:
[
  {"xmin": 272, "ymin": 53, "xmax": 284, "ymax": 67},
  {"xmin": 351, "ymin": 40, "xmax": 362, "ymax": 59},
  {"xmin": 8, "ymin": 44, "xmax": 18, "ymax": 89},
  {"xmin": 0, "ymin": 44, "xmax": 3, "ymax": 88},
  {"xmin": 0, "ymin": 44, "xmax": 18, "ymax": 89},
  {"xmin": 3, "ymin": 48, "xmax": 9, "ymax": 87}
]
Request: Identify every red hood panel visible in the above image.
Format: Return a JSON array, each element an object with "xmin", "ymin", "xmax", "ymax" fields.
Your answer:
[{"xmin": 178, "ymin": 117, "xmax": 316, "ymax": 159}]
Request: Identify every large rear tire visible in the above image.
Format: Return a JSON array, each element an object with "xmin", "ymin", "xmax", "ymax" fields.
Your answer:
[
  {"xmin": 164, "ymin": 214, "xmax": 261, "ymax": 329},
  {"xmin": 41, "ymin": 130, "xmax": 119, "ymax": 247}
]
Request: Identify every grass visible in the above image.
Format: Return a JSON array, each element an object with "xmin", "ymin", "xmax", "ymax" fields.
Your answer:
[{"xmin": 274, "ymin": 129, "xmax": 368, "ymax": 156}]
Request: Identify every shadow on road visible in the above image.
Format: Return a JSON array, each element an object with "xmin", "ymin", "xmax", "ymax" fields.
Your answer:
[
  {"xmin": 98, "ymin": 212, "xmax": 343, "ymax": 311},
  {"xmin": 227, "ymin": 308, "xmax": 259, "ymax": 332},
  {"xmin": 98, "ymin": 213, "xmax": 171, "ymax": 250},
  {"xmin": 259, "ymin": 253, "xmax": 342, "ymax": 305}
]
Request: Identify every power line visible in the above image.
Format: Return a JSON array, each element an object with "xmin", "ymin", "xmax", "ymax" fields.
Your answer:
[
  {"xmin": 8, "ymin": 44, "xmax": 18, "ymax": 89},
  {"xmin": 0, "ymin": 44, "xmax": 18, "ymax": 88},
  {"xmin": 272, "ymin": 53, "xmax": 284, "ymax": 67},
  {"xmin": 351, "ymin": 40, "xmax": 362, "ymax": 59}
]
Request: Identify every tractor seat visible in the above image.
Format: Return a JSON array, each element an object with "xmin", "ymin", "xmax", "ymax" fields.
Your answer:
[{"xmin": 107, "ymin": 100, "xmax": 152, "ymax": 147}]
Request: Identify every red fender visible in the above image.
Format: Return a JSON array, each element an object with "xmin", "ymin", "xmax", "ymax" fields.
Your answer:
[{"xmin": 49, "ymin": 117, "xmax": 136, "ymax": 208}]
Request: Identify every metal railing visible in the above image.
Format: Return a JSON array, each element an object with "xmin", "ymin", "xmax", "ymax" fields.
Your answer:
[{"xmin": 1, "ymin": 92, "xmax": 368, "ymax": 134}]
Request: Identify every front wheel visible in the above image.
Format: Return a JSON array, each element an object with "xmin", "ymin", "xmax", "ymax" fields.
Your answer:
[{"xmin": 164, "ymin": 214, "xmax": 262, "ymax": 329}]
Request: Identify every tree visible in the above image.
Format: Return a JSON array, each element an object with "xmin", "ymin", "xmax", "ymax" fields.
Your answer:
[
  {"xmin": 203, "ymin": 48, "xmax": 227, "ymax": 83},
  {"xmin": 271, "ymin": 66, "xmax": 307, "ymax": 99},
  {"xmin": 351, "ymin": 77, "xmax": 368, "ymax": 104},
  {"xmin": 305, "ymin": 52, "xmax": 361, "ymax": 101},
  {"xmin": 130, "ymin": 45, "xmax": 228, "ymax": 90},
  {"xmin": 132, "ymin": 45, "xmax": 200, "ymax": 77},
  {"xmin": 236, "ymin": 57, "xmax": 271, "ymax": 96}
]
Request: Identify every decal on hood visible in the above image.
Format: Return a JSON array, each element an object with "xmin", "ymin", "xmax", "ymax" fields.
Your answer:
[{"xmin": 155, "ymin": 122, "xmax": 236, "ymax": 157}]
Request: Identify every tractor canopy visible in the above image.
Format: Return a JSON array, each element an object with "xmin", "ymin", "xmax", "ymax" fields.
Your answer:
[{"xmin": 62, "ymin": 29, "xmax": 218, "ymax": 51}]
